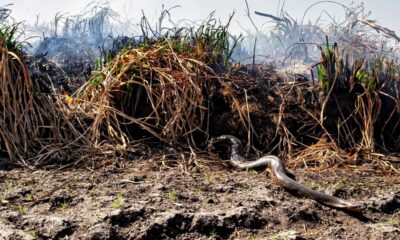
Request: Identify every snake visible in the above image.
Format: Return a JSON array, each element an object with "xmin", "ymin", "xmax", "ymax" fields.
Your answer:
[{"xmin": 211, "ymin": 135, "xmax": 365, "ymax": 212}]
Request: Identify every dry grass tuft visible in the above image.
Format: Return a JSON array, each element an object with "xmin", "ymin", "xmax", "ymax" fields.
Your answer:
[
  {"xmin": 75, "ymin": 39, "xmax": 250, "ymax": 149},
  {"xmin": 289, "ymin": 136, "xmax": 354, "ymax": 170},
  {"xmin": 0, "ymin": 38, "xmax": 31, "ymax": 166},
  {"xmin": 0, "ymin": 38, "xmax": 89, "ymax": 166},
  {"xmin": 0, "ymin": 35, "xmax": 137, "ymax": 167}
]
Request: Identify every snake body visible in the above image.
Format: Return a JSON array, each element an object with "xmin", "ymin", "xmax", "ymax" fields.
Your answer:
[{"xmin": 213, "ymin": 135, "xmax": 364, "ymax": 212}]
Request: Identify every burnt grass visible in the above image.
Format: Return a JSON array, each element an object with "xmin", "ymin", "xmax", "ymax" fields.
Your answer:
[
  {"xmin": 1, "ymin": 159, "xmax": 400, "ymax": 240},
  {"xmin": 0, "ymin": 58, "xmax": 399, "ymax": 239},
  {"xmin": 1, "ymin": 33, "xmax": 400, "ymax": 239}
]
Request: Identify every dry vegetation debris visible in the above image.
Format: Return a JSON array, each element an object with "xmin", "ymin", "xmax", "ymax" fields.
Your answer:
[{"xmin": 0, "ymin": 3, "xmax": 398, "ymax": 174}]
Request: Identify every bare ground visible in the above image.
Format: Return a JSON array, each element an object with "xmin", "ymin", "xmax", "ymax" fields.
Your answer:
[{"xmin": 0, "ymin": 158, "xmax": 400, "ymax": 240}]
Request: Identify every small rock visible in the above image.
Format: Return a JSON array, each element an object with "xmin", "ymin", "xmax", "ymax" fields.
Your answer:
[
  {"xmin": 367, "ymin": 223, "xmax": 400, "ymax": 235},
  {"xmin": 272, "ymin": 230, "xmax": 304, "ymax": 240},
  {"xmin": 132, "ymin": 175, "xmax": 146, "ymax": 182},
  {"xmin": 253, "ymin": 198, "xmax": 277, "ymax": 209},
  {"xmin": 190, "ymin": 207, "xmax": 266, "ymax": 236},
  {"xmin": 4, "ymin": 211, "xmax": 19, "ymax": 223},
  {"xmin": 189, "ymin": 196, "xmax": 199, "ymax": 202},
  {"xmin": 148, "ymin": 192, "xmax": 162, "ymax": 203},
  {"xmin": 82, "ymin": 182, "xmax": 95, "ymax": 190},
  {"xmin": 369, "ymin": 191, "xmax": 400, "ymax": 213},
  {"xmin": 104, "ymin": 165, "xmax": 121, "ymax": 174},
  {"xmin": 138, "ymin": 211, "xmax": 193, "ymax": 239},
  {"xmin": 19, "ymin": 215, "xmax": 75, "ymax": 239},
  {"xmin": 85, "ymin": 223, "xmax": 112, "ymax": 240},
  {"xmin": 154, "ymin": 183, "xmax": 166, "ymax": 191},
  {"xmin": 213, "ymin": 185, "xmax": 234, "ymax": 193},
  {"xmin": 289, "ymin": 205, "xmax": 320, "ymax": 223},
  {"xmin": 191, "ymin": 212, "xmax": 223, "ymax": 234},
  {"xmin": 207, "ymin": 198, "xmax": 219, "ymax": 204},
  {"xmin": 108, "ymin": 209, "xmax": 122, "ymax": 219},
  {"xmin": 108, "ymin": 206, "xmax": 144, "ymax": 227},
  {"xmin": 149, "ymin": 192, "xmax": 161, "ymax": 198},
  {"xmin": 6, "ymin": 188, "xmax": 31, "ymax": 201},
  {"xmin": 0, "ymin": 221, "xmax": 34, "ymax": 240}
]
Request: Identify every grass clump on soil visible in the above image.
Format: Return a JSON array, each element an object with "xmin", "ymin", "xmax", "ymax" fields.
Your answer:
[
  {"xmin": 76, "ymin": 14, "xmax": 241, "ymax": 148},
  {"xmin": 0, "ymin": 21, "xmax": 33, "ymax": 165},
  {"xmin": 288, "ymin": 37, "xmax": 400, "ymax": 172},
  {"xmin": 0, "ymin": 11, "xmax": 252, "ymax": 167},
  {"xmin": 0, "ymin": 7, "xmax": 124, "ymax": 167},
  {"xmin": 314, "ymin": 37, "xmax": 400, "ymax": 152},
  {"xmin": 79, "ymin": 40, "xmax": 214, "ymax": 146},
  {"xmin": 0, "ymin": 39, "xmax": 76, "ymax": 167}
]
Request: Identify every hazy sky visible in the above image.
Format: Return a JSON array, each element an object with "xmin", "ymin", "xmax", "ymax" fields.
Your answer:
[{"xmin": 4, "ymin": 0, "xmax": 399, "ymax": 35}]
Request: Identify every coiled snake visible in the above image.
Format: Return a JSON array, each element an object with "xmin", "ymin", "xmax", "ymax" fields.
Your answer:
[{"xmin": 211, "ymin": 135, "xmax": 365, "ymax": 212}]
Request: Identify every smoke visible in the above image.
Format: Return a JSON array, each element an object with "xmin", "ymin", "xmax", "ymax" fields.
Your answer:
[
  {"xmin": 10, "ymin": 0, "xmax": 400, "ymax": 82},
  {"xmin": 231, "ymin": 1, "xmax": 400, "ymax": 79}
]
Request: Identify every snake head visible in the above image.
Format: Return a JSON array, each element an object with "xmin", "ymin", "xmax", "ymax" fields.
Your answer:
[
  {"xmin": 210, "ymin": 135, "xmax": 232, "ymax": 143},
  {"xmin": 346, "ymin": 202, "xmax": 367, "ymax": 213},
  {"xmin": 209, "ymin": 135, "xmax": 244, "ymax": 159},
  {"xmin": 209, "ymin": 135, "xmax": 231, "ymax": 149},
  {"xmin": 210, "ymin": 135, "xmax": 243, "ymax": 148}
]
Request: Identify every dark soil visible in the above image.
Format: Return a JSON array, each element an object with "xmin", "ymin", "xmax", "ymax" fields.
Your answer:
[{"xmin": 0, "ymin": 158, "xmax": 399, "ymax": 240}]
